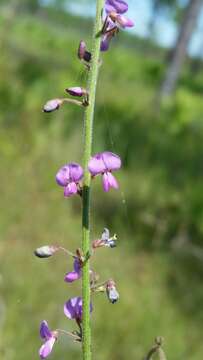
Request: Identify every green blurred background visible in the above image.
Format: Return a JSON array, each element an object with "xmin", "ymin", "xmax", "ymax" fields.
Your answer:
[{"xmin": 1, "ymin": 0, "xmax": 203, "ymax": 359}]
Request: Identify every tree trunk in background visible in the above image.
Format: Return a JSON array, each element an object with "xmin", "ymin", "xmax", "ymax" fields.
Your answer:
[{"xmin": 160, "ymin": 0, "xmax": 203, "ymax": 98}]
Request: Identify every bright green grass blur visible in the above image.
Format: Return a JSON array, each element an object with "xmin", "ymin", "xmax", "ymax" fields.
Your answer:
[{"xmin": 1, "ymin": 5, "xmax": 203, "ymax": 360}]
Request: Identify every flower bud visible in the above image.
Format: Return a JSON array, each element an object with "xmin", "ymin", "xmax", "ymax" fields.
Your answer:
[
  {"xmin": 106, "ymin": 279, "xmax": 119, "ymax": 304},
  {"xmin": 34, "ymin": 245, "xmax": 58, "ymax": 258},
  {"xmin": 65, "ymin": 87, "xmax": 87, "ymax": 97},
  {"xmin": 78, "ymin": 40, "xmax": 91, "ymax": 62},
  {"xmin": 43, "ymin": 99, "xmax": 63, "ymax": 113}
]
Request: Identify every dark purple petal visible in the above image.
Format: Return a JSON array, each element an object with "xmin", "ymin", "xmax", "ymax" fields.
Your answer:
[
  {"xmin": 39, "ymin": 337, "xmax": 56, "ymax": 359},
  {"xmin": 64, "ymin": 297, "xmax": 93, "ymax": 321},
  {"xmin": 64, "ymin": 297, "xmax": 82, "ymax": 320},
  {"xmin": 102, "ymin": 152, "xmax": 121, "ymax": 171},
  {"xmin": 105, "ymin": 0, "xmax": 128, "ymax": 14},
  {"xmin": 40, "ymin": 321, "xmax": 52, "ymax": 340},
  {"xmin": 73, "ymin": 258, "xmax": 81, "ymax": 273},
  {"xmin": 102, "ymin": 172, "xmax": 119, "ymax": 192},
  {"xmin": 43, "ymin": 99, "xmax": 62, "ymax": 113},
  {"xmin": 56, "ymin": 166, "xmax": 70, "ymax": 187},
  {"xmin": 88, "ymin": 153, "xmax": 106, "ymax": 175},
  {"xmin": 65, "ymin": 87, "xmax": 86, "ymax": 97},
  {"xmin": 64, "ymin": 182, "xmax": 78, "ymax": 197},
  {"xmin": 100, "ymin": 33, "xmax": 113, "ymax": 52}
]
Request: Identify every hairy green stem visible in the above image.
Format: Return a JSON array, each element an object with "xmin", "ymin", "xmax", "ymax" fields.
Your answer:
[{"xmin": 82, "ymin": 1, "xmax": 104, "ymax": 359}]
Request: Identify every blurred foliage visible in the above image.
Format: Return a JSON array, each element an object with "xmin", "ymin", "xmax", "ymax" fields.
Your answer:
[{"xmin": 1, "ymin": 2, "xmax": 203, "ymax": 360}]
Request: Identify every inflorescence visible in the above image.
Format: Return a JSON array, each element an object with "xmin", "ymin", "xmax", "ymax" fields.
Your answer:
[{"xmin": 35, "ymin": 0, "xmax": 134, "ymax": 358}]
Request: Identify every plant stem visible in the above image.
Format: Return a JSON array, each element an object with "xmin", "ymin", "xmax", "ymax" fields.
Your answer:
[{"xmin": 82, "ymin": 0, "xmax": 104, "ymax": 359}]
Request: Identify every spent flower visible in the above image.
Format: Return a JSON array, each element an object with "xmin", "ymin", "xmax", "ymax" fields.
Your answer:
[{"xmin": 106, "ymin": 279, "xmax": 119, "ymax": 304}]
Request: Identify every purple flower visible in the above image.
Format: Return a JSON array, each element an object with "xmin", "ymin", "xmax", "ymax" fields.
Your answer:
[
  {"xmin": 64, "ymin": 297, "xmax": 93, "ymax": 323},
  {"xmin": 56, "ymin": 163, "xmax": 83, "ymax": 197},
  {"xmin": 65, "ymin": 87, "xmax": 87, "ymax": 97},
  {"xmin": 105, "ymin": 0, "xmax": 128, "ymax": 14},
  {"xmin": 39, "ymin": 321, "xmax": 58, "ymax": 359},
  {"xmin": 64, "ymin": 258, "xmax": 82, "ymax": 283},
  {"xmin": 88, "ymin": 152, "xmax": 121, "ymax": 192},
  {"xmin": 43, "ymin": 99, "xmax": 63, "ymax": 113}
]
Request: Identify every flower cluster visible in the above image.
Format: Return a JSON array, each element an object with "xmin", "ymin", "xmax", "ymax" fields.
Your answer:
[
  {"xmin": 55, "ymin": 151, "xmax": 121, "ymax": 197},
  {"xmin": 35, "ymin": 226, "xmax": 119, "ymax": 358},
  {"xmin": 36, "ymin": 0, "xmax": 134, "ymax": 358},
  {"xmin": 101, "ymin": 0, "xmax": 134, "ymax": 51}
]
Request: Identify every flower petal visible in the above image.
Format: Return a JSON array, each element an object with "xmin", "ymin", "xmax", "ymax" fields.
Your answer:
[
  {"xmin": 64, "ymin": 182, "xmax": 78, "ymax": 197},
  {"xmin": 64, "ymin": 297, "xmax": 93, "ymax": 320},
  {"xmin": 64, "ymin": 297, "xmax": 82, "ymax": 319},
  {"xmin": 39, "ymin": 337, "xmax": 56, "ymax": 359},
  {"xmin": 105, "ymin": 0, "xmax": 128, "ymax": 14},
  {"xmin": 102, "ymin": 173, "xmax": 111, "ymax": 192},
  {"xmin": 64, "ymin": 271, "xmax": 81, "ymax": 283},
  {"xmin": 56, "ymin": 166, "xmax": 70, "ymax": 186},
  {"xmin": 68, "ymin": 163, "xmax": 84, "ymax": 182},
  {"xmin": 102, "ymin": 172, "xmax": 119, "ymax": 192},
  {"xmin": 40, "ymin": 321, "xmax": 52, "ymax": 340},
  {"xmin": 101, "ymin": 32, "xmax": 113, "ymax": 52},
  {"xmin": 115, "ymin": 14, "xmax": 134, "ymax": 28},
  {"xmin": 88, "ymin": 153, "xmax": 106, "ymax": 175},
  {"xmin": 102, "ymin": 152, "xmax": 121, "ymax": 171}
]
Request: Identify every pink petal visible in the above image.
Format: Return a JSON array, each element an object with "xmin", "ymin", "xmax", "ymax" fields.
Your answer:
[
  {"xmin": 88, "ymin": 153, "xmax": 106, "ymax": 175},
  {"xmin": 64, "ymin": 271, "xmax": 81, "ymax": 283},
  {"xmin": 56, "ymin": 166, "xmax": 70, "ymax": 186},
  {"xmin": 64, "ymin": 182, "xmax": 78, "ymax": 197},
  {"xmin": 102, "ymin": 172, "xmax": 119, "ymax": 192},
  {"xmin": 39, "ymin": 337, "xmax": 56, "ymax": 359},
  {"xmin": 102, "ymin": 152, "xmax": 121, "ymax": 171}
]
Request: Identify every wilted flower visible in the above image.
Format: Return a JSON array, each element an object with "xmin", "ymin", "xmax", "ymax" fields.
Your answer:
[
  {"xmin": 105, "ymin": 0, "xmax": 128, "ymax": 14},
  {"xmin": 64, "ymin": 297, "xmax": 93, "ymax": 323},
  {"xmin": 56, "ymin": 163, "xmax": 83, "ymax": 197},
  {"xmin": 34, "ymin": 245, "xmax": 58, "ymax": 258},
  {"xmin": 39, "ymin": 321, "xmax": 58, "ymax": 359},
  {"xmin": 64, "ymin": 258, "xmax": 82, "ymax": 283},
  {"xmin": 43, "ymin": 99, "xmax": 63, "ymax": 113},
  {"xmin": 106, "ymin": 279, "xmax": 119, "ymax": 304},
  {"xmin": 65, "ymin": 87, "xmax": 87, "ymax": 97},
  {"xmin": 88, "ymin": 151, "xmax": 121, "ymax": 192},
  {"xmin": 92, "ymin": 228, "xmax": 117, "ymax": 249}
]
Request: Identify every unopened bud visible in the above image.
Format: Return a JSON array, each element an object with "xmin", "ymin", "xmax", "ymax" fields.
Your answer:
[
  {"xmin": 43, "ymin": 99, "xmax": 63, "ymax": 113},
  {"xmin": 78, "ymin": 40, "xmax": 91, "ymax": 62},
  {"xmin": 34, "ymin": 245, "xmax": 58, "ymax": 258},
  {"xmin": 65, "ymin": 87, "xmax": 87, "ymax": 97},
  {"xmin": 106, "ymin": 279, "xmax": 119, "ymax": 304}
]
